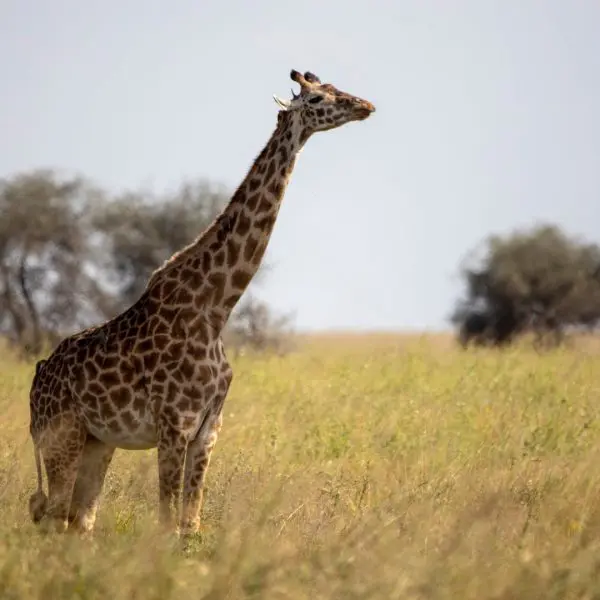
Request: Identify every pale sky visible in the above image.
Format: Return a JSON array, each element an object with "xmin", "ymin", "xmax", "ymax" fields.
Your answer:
[{"xmin": 1, "ymin": 1, "xmax": 599, "ymax": 331}]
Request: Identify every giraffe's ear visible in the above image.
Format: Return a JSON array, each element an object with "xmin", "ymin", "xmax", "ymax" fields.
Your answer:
[{"xmin": 273, "ymin": 95, "xmax": 291, "ymax": 110}]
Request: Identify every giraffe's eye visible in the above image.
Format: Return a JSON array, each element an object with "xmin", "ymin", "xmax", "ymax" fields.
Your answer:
[{"xmin": 308, "ymin": 96, "xmax": 323, "ymax": 104}]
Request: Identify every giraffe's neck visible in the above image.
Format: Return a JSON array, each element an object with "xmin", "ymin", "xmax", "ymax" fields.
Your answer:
[{"xmin": 147, "ymin": 110, "xmax": 308, "ymax": 330}]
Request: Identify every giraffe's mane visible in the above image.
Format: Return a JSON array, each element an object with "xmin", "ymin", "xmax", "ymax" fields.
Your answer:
[
  {"xmin": 143, "ymin": 116, "xmax": 288, "ymax": 293},
  {"xmin": 145, "ymin": 226, "xmax": 209, "ymax": 290}
]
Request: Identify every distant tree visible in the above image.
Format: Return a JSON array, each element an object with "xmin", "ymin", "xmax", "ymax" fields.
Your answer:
[
  {"xmin": 224, "ymin": 293, "xmax": 295, "ymax": 356},
  {"xmin": 0, "ymin": 170, "xmax": 295, "ymax": 357},
  {"xmin": 0, "ymin": 170, "xmax": 115, "ymax": 354},
  {"xmin": 452, "ymin": 224, "xmax": 600, "ymax": 348},
  {"xmin": 455, "ymin": 310, "xmax": 516, "ymax": 348},
  {"xmin": 92, "ymin": 180, "xmax": 293, "ymax": 352},
  {"xmin": 91, "ymin": 179, "xmax": 227, "ymax": 307}
]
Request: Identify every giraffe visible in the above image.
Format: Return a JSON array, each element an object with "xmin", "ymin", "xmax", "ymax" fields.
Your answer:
[{"xmin": 28, "ymin": 69, "xmax": 375, "ymax": 536}]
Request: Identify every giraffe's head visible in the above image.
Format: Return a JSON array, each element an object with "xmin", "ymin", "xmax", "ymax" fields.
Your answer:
[{"xmin": 273, "ymin": 70, "xmax": 375, "ymax": 133}]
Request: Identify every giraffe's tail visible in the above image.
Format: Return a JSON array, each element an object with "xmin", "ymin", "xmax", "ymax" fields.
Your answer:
[
  {"xmin": 28, "ymin": 358, "xmax": 49, "ymax": 524},
  {"xmin": 28, "ymin": 439, "xmax": 48, "ymax": 524}
]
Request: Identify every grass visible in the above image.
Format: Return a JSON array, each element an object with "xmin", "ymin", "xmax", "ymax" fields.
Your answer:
[{"xmin": 2, "ymin": 333, "xmax": 600, "ymax": 598}]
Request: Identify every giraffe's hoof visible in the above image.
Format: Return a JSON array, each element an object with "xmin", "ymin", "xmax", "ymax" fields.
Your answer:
[
  {"xmin": 68, "ymin": 510, "xmax": 97, "ymax": 534},
  {"xmin": 180, "ymin": 530, "xmax": 202, "ymax": 542},
  {"xmin": 68, "ymin": 520, "xmax": 96, "ymax": 537},
  {"xmin": 178, "ymin": 529, "xmax": 204, "ymax": 553},
  {"xmin": 179, "ymin": 521, "xmax": 201, "ymax": 538},
  {"xmin": 38, "ymin": 516, "xmax": 69, "ymax": 534},
  {"xmin": 52, "ymin": 519, "xmax": 69, "ymax": 534}
]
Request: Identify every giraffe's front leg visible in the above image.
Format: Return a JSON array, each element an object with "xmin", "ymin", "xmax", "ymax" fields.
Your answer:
[
  {"xmin": 180, "ymin": 362, "xmax": 231, "ymax": 538},
  {"xmin": 157, "ymin": 413, "xmax": 188, "ymax": 532},
  {"xmin": 68, "ymin": 435, "xmax": 115, "ymax": 534},
  {"xmin": 180, "ymin": 408, "xmax": 223, "ymax": 536}
]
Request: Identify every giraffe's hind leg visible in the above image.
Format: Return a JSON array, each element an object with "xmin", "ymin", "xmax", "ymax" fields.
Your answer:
[
  {"xmin": 68, "ymin": 435, "xmax": 115, "ymax": 534},
  {"xmin": 38, "ymin": 412, "xmax": 87, "ymax": 533}
]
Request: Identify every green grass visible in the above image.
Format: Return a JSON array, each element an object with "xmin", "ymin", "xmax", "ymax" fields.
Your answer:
[{"xmin": 2, "ymin": 334, "xmax": 600, "ymax": 598}]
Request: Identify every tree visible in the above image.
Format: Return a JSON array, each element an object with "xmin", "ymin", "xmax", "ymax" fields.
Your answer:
[
  {"xmin": 452, "ymin": 224, "xmax": 600, "ymax": 348},
  {"xmin": 91, "ymin": 179, "xmax": 227, "ymax": 307},
  {"xmin": 0, "ymin": 170, "xmax": 115, "ymax": 354},
  {"xmin": 224, "ymin": 293, "xmax": 295, "ymax": 356},
  {"xmin": 92, "ymin": 180, "xmax": 292, "ymax": 352},
  {"xmin": 0, "ymin": 169, "xmax": 294, "ymax": 357}
]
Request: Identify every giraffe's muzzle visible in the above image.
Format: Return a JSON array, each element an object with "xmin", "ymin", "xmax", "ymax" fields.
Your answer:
[{"xmin": 354, "ymin": 101, "xmax": 376, "ymax": 120}]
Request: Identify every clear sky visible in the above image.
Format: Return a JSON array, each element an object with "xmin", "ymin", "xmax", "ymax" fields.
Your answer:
[{"xmin": 1, "ymin": 1, "xmax": 599, "ymax": 331}]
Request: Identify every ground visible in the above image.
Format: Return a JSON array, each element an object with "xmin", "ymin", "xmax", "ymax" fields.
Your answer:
[{"xmin": 1, "ymin": 332, "xmax": 600, "ymax": 599}]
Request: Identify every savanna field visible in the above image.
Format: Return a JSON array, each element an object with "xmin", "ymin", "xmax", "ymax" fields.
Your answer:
[{"xmin": 2, "ymin": 333, "xmax": 600, "ymax": 599}]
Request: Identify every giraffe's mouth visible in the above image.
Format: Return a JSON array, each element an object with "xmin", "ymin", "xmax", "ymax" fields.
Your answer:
[
  {"xmin": 354, "ymin": 107, "xmax": 375, "ymax": 120},
  {"xmin": 353, "ymin": 101, "xmax": 376, "ymax": 121}
]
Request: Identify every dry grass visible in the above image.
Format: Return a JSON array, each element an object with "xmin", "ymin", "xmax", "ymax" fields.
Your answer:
[{"xmin": 2, "ymin": 333, "xmax": 600, "ymax": 598}]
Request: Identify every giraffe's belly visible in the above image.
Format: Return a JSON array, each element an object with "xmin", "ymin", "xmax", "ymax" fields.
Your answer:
[
  {"xmin": 95, "ymin": 430, "xmax": 158, "ymax": 450},
  {"xmin": 80, "ymin": 404, "xmax": 159, "ymax": 450},
  {"xmin": 79, "ymin": 400, "xmax": 208, "ymax": 450},
  {"xmin": 85, "ymin": 419, "xmax": 158, "ymax": 450}
]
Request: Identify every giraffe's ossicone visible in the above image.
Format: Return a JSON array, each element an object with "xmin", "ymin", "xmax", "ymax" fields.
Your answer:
[{"xmin": 28, "ymin": 69, "xmax": 375, "ymax": 536}]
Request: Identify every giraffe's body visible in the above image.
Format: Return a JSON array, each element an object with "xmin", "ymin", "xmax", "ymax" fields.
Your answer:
[{"xmin": 28, "ymin": 69, "xmax": 375, "ymax": 536}]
